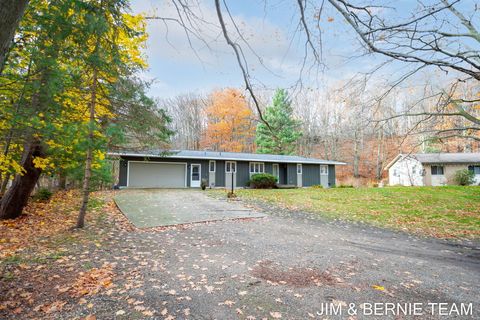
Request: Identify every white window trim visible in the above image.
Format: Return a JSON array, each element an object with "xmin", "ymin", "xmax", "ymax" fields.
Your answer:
[
  {"xmin": 272, "ymin": 163, "xmax": 279, "ymax": 179},
  {"xmin": 320, "ymin": 165, "xmax": 328, "ymax": 175},
  {"xmin": 297, "ymin": 164, "xmax": 302, "ymax": 174},
  {"xmin": 249, "ymin": 162, "xmax": 265, "ymax": 175},
  {"xmin": 469, "ymin": 165, "xmax": 480, "ymax": 175},
  {"xmin": 209, "ymin": 160, "xmax": 216, "ymax": 172},
  {"xmin": 225, "ymin": 161, "xmax": 236, "ymax": 173},
  {"xmin": 190, "ymin": 163, "xmax": 201, "ymax": 186},
  {"xmin": 431, "ymin": 165, "xmax": 444, "ymax": 176}
]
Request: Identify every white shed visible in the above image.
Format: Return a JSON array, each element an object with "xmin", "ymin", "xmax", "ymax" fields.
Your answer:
[{"xmin": 385, "ymin": 153, "xmax": 480, "ymax": 186}]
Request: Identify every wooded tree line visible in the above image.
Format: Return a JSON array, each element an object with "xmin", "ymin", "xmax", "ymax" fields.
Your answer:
[
  {"xmin": 162, "ymin": 0, "xmax": 479, "ymax": 185},
  {"xmin": 0, "ymin": 0, "xmax": 172, "ymax": 224},
  {"xmin": 163, "ymin": 77, "xmax": 479, "ymax": 185}
]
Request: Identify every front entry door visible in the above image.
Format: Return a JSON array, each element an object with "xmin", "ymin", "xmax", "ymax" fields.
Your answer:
[
  {"xmin": 190, "ymin": 164, "xmax": 201, "ymax": 187},
  {"xmin": 225, "ymin": 161, "xmax": 236, "ymax": 190}
]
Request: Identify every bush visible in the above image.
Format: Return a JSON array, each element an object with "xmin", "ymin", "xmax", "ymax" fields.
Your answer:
[
  {"xmin": 311, "ymin": 185, "xmax": 323, "ymax": 189},
  {"xmin": 34, "ymin": 188, "xmax": 53, "ymax": 201},
  {"xmin": 250, "ymin": 173, "xmax": 277, "ymax": 189},
  {"xmin": 453, "ymin": 169, "xmax": 475, "ymax": 186},
  {"xmin": 201, "ymin": 178, "xmax": 208, "ymax": 190},
  {"xmin": 337, "ymin": 185, "xmax": 354, "ymax": 188}
]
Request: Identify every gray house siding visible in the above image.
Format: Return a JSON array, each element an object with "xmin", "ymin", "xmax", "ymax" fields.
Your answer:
[
  {"xmin": 328, "ymin": 165, "xmax": 336, "ymax": 187},
  {"xmin": 117, "ymin": 155, "xmax": 340, "ymax": 188},
  {"xmin": 279, "ymin": 163, "xmax": 288, "ymax": 184},
  {"xmin": 302, "ymin": 164, "xmax": 320, "ymax": 187},
  {"xmin": 236, "ymin": 161, "xmax": 250, "ymax": 187},
  {"xmin": 287, "ymin": 163, "xmax": 297, "ymax": 185},
  {"xmin": 119, "ymin": 159, "xmax": 128, "ymax": 186},
  {"xmin": 215, "ymin": 160, "xmax": 225, "ymax": 187}
]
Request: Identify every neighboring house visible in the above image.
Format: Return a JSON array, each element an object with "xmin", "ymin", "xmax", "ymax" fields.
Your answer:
[
  {"xmin": 108, "ymin": 150, "xmax": 346, "ymax": 189},
  {"xmin": 385, "ymin": 153, "xmax": 480, "ymax": 186}
]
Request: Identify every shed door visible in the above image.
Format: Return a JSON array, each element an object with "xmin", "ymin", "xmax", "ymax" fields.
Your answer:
[{"xmin": 128, "ymin": 162, "xmax": 186, "ymax": 188}]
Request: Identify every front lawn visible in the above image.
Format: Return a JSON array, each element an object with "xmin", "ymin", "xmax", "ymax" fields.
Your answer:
[{"xmin": 230, "ymin": 186, "xmax": 480, "ymax": 238}]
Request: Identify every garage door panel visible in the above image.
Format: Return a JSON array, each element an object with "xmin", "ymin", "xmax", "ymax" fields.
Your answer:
[{"xmin": 128, "ymin": 162, "xmax": 186, "ymax": 188}]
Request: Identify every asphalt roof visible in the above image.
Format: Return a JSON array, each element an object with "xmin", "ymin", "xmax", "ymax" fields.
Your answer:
[
  {"xmin": 412, "ymin": 153, "xmax": 480, "ymax": 164},
  {"xmin": 386, "ymin": 152, "xmax": 480, "ymax": 169},
  {"xmin": 108, "ymin": 149, "xmax": 346, "ymax": 165}
]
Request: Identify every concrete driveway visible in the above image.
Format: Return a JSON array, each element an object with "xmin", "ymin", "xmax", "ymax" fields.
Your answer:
[{"xmin": 114, "ymin": 189, "xmax": 265, "ymax": 228}]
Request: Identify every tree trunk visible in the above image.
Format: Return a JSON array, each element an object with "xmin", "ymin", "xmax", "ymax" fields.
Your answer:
[
  {"xmin": 352, "ymin": 130, "xmax": 360, "ymax": 178},
  {"xmin": 0, "ymin": 173, "xmax": 10, "ymax": 195},
  {"xmin": 76, "ymin": 68, "xmax": 97, "ymax": 228},
  {"xmin": 58, "ymin": 172, "xmax": 66, "ymax": 190},
  {"xmin": 375, "ymin": 129, "xmax": 384, "ymax": 181},
  {"xmin": 0, "ymin": 0, "xmax": 29, "ymax": 74},
  {"xmin": 0, "ymin": 140, "xmax": 44, "ymax": 219}
]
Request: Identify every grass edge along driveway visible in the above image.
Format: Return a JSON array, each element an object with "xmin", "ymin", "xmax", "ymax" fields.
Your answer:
[{"xmin": 215, "ymin": 186, "xmax": 480, "ymax": 239}]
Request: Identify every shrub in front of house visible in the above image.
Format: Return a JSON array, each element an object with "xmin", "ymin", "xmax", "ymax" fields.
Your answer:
[
  {"xmin": 201, "ymin": 178, "xmax": 208, "ymax": 190},
  {"xmin": 250, "ymin": 173, "xmax": 277, "ymax": 188},
  {"xmin": 453, "ymin": 169, "xmax": 475, "ymax": 186}
]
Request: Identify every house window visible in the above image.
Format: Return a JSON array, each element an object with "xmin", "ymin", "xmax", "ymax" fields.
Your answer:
[
  {"xmin": 249, "ymin": 162, "xmax": 264, "ymax": 174},
  {"xmin": 468, "ymin": 165, "xmax": 480, "ymax": 174},
  {"xmin": 225, "ymin": 161, "xmax": 236, "ymax": 173},
  {"xmin": 412, "ymin": 166, "xmax": 416, "ymax": 175},
  {"xmin": 320, "ymin": 165, "xmax": 328, "ymax": 175},
  {"xmin": 431, "ymin": 165, "xmax": 444, "ymax": 175},
  {"xmin": 209, "ymin": 160, "xmax": 216, "ymax": 172},
  {"xmin": 297, "ymin": 164, "xmax": 302, "ymax": 174}
]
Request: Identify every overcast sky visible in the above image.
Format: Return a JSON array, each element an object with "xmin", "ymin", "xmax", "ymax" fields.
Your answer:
[{"xmin": 129, "ymin": 0, "xmax": 474, "ymax": 99}]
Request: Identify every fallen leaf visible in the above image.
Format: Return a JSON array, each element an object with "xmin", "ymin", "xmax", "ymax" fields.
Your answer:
[
  {"xmin": 134, "ymin": 305, "xmax": 145, "ymax": 311},
  {"xmin": 219, "ymin": 300, "xmax": 235, "ymax": 307}
]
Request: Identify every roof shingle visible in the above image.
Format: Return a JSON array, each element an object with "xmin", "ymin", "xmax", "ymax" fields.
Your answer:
[{"xmin": 108, "ymin": 149, "xmax": 346, "ymax": 165}]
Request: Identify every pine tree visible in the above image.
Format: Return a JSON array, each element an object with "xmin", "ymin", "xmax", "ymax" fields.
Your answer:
[
  {"xmin": 0, "ymin": 0, "xmax": 172, "ymax": 222},
  {"xmin": 255, "ymin": 89, "xmax": 302, "ymax": 155}
]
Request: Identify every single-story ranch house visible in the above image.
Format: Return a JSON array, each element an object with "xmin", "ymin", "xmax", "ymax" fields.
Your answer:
[
  {"xmin": 109, "ymin": 150, "xmax": 346, "ymax": 189},
  {"xmin": 385, "ymin": 153, "xmax": 480, "ymax": 186}
]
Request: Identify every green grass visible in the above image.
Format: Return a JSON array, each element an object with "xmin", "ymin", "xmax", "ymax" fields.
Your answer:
[
  {"xmin": 229, "ymin": 186, "xmax": 480, "ymax": 239},
  {"xmin": 1, "ymin": 250, "xmax": 66, "ymax": 267}
]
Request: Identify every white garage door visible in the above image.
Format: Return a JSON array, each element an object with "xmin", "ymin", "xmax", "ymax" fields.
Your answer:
[{"xmin": 128, "ymin": 162, "xmax": 186, "ymax": 188}]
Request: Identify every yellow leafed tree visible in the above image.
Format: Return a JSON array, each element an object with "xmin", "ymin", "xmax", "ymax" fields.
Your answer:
[{"xmin": 203, "ymin": 88, "xmax": 255, "ymax": 152}]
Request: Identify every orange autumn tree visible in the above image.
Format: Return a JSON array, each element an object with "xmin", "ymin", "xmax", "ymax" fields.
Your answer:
[{"xmin": 203, "ymin": 88, "xmax": 255, "ymax": 152}]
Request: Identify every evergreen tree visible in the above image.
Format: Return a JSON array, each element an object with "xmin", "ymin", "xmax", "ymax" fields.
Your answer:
[
  {"xmin": 0, "ymin": 0, "xmax": 173, "ymax": 222},
  {"xmin": 255, "ymin": 89, "xmax": 302, "ymax": 155}
]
